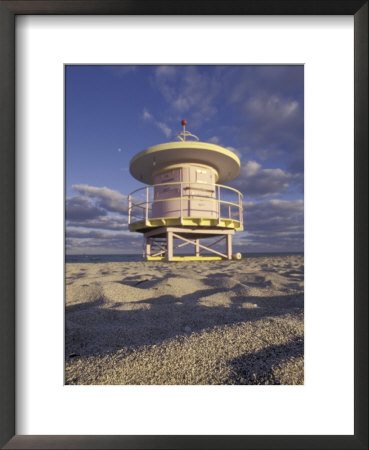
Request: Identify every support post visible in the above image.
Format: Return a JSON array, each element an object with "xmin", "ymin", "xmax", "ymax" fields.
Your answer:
[
  {"xmin": 180, "ymin": 182, "xmax": 183, "ymax": 225},
  {"xmin": 217, "ymin": 185, "xmax": 221, "ymax": 224},
  {"xmin": 167, "ymin": 231, "xmax": 173, "ymax": 261},
  {"xmin": 145, "ymin": 186, "xmax": 149, "ymax": 225},
  {"xmin": 128, "ymin": 195, "xmax": 131, "ymax": 224},
  {"xmin": 227, "ymin": 234, "xmax": 232, "ymax": 260},
  {"xmin": 145, "ymin": 237, "xmax": 151, "ymax": 260},
  {"xmin": 238, "ymin": 191, "xmax": 243, "ymax": 229},
  {"xmin": 195, "ymin": 239, "xmax": 200, "ymax": 257}
]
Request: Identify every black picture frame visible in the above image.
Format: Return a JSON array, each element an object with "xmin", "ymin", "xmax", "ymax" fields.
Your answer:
[{"xmin": 0, "ymin": 1, "xmax": 367, "ymax": 449}]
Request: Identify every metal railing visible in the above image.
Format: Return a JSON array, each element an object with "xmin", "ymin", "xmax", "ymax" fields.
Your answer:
[{"xmin": 128, "ymin": 181, "xmax": 243, "ymax": 228}]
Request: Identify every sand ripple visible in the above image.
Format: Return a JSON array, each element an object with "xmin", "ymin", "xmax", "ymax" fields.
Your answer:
[{"xmin": 65, "ymin": 255, "xmax": 304, "ymax": 385}]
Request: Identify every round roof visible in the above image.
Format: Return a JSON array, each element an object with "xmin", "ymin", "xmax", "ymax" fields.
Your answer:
[{"xmin": 129, "ymin": 141, "xmax": 240, "ymax": 184}]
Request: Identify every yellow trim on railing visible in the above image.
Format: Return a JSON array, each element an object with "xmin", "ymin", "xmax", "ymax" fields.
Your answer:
[
  {"xmin": 129, "ymin": 180, "xmax": 243, "ymax": 197},
  {"xmin": 129, "ymin": 217, "xmax": 243, "ymax": 231},
  {"xmin": 128, "ymin": 182, "xmax": 244, "ymax": 230},
  {"xmin": 148, "ymin": 196, "xmax": 240, "ymax": 208}
]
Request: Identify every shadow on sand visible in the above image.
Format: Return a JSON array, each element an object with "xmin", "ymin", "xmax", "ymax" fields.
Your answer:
[
  {"xmin": 227, "ymin": 339, "xmax": 304, "ymax": 384},
  {"xmin": 66, "ymin": 285, "xmax": 303, "ymax": 358},
  {"xmin": 65, "ymin": 259, "xmax": 304, "ymax": 384}
]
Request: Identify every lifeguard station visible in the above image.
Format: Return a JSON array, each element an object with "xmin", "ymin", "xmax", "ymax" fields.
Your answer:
[{"xmin": 128, "ymin": 120, "xmax": 243, "ymax": 261}]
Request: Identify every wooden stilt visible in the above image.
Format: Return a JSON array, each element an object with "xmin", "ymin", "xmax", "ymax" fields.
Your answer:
[
  {"xmin": 145, "ymin": 237, "xmax": 151, "ymax": 259},
  {"xmin": 195, "ymin": 239, "xmax": 200, "ymax": 257},
  {"xmin": 227, "ymin": 234, "xmax": 232, "ymax": 260},
  {"xmin": 167, "ymin": 231, "xmax": 173, "ymax": 261}
]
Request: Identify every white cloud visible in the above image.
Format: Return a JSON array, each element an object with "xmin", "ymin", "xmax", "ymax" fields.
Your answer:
[
  {"xmin": 172, "ymin": 96, "xmax": 190, "ymax": 112},
  {"xmin": 66, "ymin": 196, "xmax": 107, "ymax": 221},
  {"xmin": 237, "ymin": 198, "xmax": 304, "ymax": 252},
  {"xmin": 142, "ymin": 108, "xmax": 153, "ymax": 121},
  {"xmin": 141, "ymin": 107, "xmax": 172, "ymax": 138},
  {"xmin": 231, "ymin": 160, "xmax": 292, "ymax": 198},
  {"xmin": 154, "ymin": 66, "xmax": 220, "ymax": 126},
  {"xmin": 208, "ymin": 136, "xmax": 220, "ymax": 144},
  {"xmin": 67, "ymin": 215, "xmax": 128, "ymax": 231},
  {"xmin": 225, "ymin": 146, "xmax": 242, "ymax": 160},
  {"xmin": 66, "ymin": 185, "xmax": 141, "ymax": 254},
  {"xmin": 156, "ymin": 121, "xmax": 172, "ymax": 138},
  {"xmin": 66, "ymin": 228, "xmax": 135, "ymax": 239},
  {"xmin": 243, "ymin": 160, "xmax": 261, "ymax": 177},
  {"xmin": 73, "ymin": 184, "xmax": 127, "ymax": 214},
  {"xmin": 246, "ymin": 95, "xmax": 299, "ymax": 123},
  {"xmin": 207, "ymin": 138, "xmax": 241, "ymax": 160},
  {"xmin": 155, "ymin": 65, "xmax": 177, "ymax": 78},
  {"xmin": 66, "ymin": 229, "xmax": 141, "ymax": 254}
]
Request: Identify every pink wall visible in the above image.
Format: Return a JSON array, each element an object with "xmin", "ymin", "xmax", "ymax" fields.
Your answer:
[{"xmin": 152, "ymin": 165, "xmax": 219, "ymax": 219}]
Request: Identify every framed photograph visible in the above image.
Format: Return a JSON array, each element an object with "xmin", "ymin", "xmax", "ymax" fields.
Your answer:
[
  {"xmin": 0, "ymin": 1, "xmax": 367, "ymax": 449},
  {"xmin": 64, "ymin": 62, "xmax": 305, "ymax": 388}
]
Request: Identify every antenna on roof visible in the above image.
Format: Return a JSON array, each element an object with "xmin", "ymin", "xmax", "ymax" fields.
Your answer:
[
  {"xmin": 181, "ymin": 119, "xmax": 187, "ymax": 139},
  {"xmin": 171, "ymin": 119, "xmax": 199, "ymax": 142}
]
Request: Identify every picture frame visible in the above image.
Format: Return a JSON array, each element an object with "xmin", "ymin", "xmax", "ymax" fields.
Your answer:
[{"xmin": 0, "ymin": 1, "xmax": 367, "ymax": 449}]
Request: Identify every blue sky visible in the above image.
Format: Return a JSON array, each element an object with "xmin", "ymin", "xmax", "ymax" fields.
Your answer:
[{"xmin": 66, "ymin": 65, "xmax": 304, "ymax": 254}]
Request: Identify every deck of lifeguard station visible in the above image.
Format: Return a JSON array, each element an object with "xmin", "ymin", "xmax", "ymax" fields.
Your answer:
[{"xmin": 128, "ymin": 121, "xmax": 244, "ymax": 261}]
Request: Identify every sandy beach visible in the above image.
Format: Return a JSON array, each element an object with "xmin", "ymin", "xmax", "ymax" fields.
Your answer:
[{"xmin": 65, "ymin": 255, "xmax": 304, "ymax": 385}]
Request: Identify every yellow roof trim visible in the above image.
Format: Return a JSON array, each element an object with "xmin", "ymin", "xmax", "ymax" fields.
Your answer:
[
  {"xmin": 129, "ymin": 141, "xmax": 241, "ymax": 184},
  {"xmin": 131, "ymin": 141, "xmax": 240, "ymax": 167}
]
